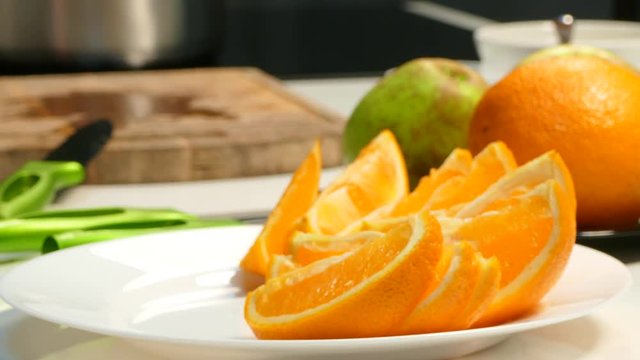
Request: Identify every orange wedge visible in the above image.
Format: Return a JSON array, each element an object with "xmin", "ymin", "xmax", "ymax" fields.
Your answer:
[
  {"xmin": 266, "ymin": 255, "xmax": 297, "ymax": 280},
  {"xmin": 245, "ymin": 210, "xmax": 443, "ymax": 339},
  {"xmin": 427, "ymin": 141, "xmax": 517, "ymax": 211},
  {"xmin": 303, "ymin": 130, "xmax": 409, "ymax": 235},
  {"xmin": 390, "ymin": 149, "xmax": 472, "ymax": 217},
  {"xmin": 389, "ymin": 142, "xmax": 515, "ymax": 218},
  {"xmin": 399, "ymin": 241, "xmax": 500, "ymax": 334},
  {"xmin": 335, "ymin": 203, "xmax": 395, "ymax": 235},
  {"xmin": 363, "ymin": 215, "xmax": 410, "ymax": 233},
  {"xmin": 456, "ymin": 151, "xmax": 576, "ymax": 218},
  {"xmin": 450, "ymin": 152, "xmax": 576, "ymax": 326},
  {"xmin": 290, "ymin": 231, "xmax": 383, "ymax": 266},
  {"xmin": 240, "ymin": 141, "xmax": 322, "ymax": 276}
]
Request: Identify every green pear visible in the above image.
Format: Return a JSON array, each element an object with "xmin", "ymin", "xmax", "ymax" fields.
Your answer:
[{"xmin": 343, "ymin": 58, "xmax": 487, "ymax": 184}]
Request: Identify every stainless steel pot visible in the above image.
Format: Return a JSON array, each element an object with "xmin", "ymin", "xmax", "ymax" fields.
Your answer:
[{"xmin": 0, "ymin": 0, "xmax": 224, "ymax": 69}]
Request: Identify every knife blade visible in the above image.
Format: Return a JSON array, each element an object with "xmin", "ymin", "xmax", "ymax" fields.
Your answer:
[{"xmin": 45, "ymin": 119, "xmax": 113, "ymax": 166}]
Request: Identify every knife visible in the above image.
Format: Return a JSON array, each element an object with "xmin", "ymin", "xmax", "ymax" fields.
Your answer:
[
  {"xmin": 0, "ymin": 119, "xmax": 113, "ymax": 219},
  {"xmin": 44, "ymin": 119, "xmax": 113, "ymax": 165},
  {"xmin": 0, "ymin": 206, "xmax": 240, "ymax": 255}
]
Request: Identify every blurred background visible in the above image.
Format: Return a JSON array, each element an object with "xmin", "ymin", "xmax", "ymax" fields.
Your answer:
[
  {"xmin": 0, "ymin": 0, "xmax": 635, "ymax": 77},
  {"xmin": 1, "ymin": 0, "xmax": 639, "ymax": 185}
]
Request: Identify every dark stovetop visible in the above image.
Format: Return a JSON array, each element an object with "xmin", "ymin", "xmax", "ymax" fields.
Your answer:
[{"xmin": 0, "ymin": 0, "xmax": 627, "ymax": 78}]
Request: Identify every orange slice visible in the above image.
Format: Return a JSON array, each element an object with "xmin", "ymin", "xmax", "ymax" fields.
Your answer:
[
  {"xmin": 240, "ymin": 141, "xmax": 322, "ymax": 276},
  {"xmin": 449, "ymin": 152, "xmax": 576, "ymax": 326},
  {"xmin": 399, "ymin": 241, "xmax": 500, "ymax": 334},
  {"xmin": 426, "ymin": 141, "xmax": 517, "ymax": 211},
  {"xmin": 290, "ymin": 231, "xmax": 384, "ymax": 266},
  {"xmin": 363, "ymin": 216, "xmax": 410, "ymax": 233},
  {"xmin": 456, "ymin": 151, "xmax": 576, "ymax": 218},
  {"xmin": 390, "ymin": 149, "xmax": 472, "ymax": 217},
  {"xmin": 303, "ymin": 130, "xmax": 408, "ymax": 235},
  {"xmin": 245, "ymin": 210, "xmax": 443, "ymax": 339},
  {"xmin": 266, "ymin": 255, "xmax": 297, "ymax": 280}
]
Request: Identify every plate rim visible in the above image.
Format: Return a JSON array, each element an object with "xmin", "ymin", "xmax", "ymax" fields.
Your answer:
[
  {"xmin": 577, "ymin": 227, "xmax": 640, "ymax": 241},
  {"xmin": 0, "ymin": 226, "xmax": 632, "ymax": 351}
]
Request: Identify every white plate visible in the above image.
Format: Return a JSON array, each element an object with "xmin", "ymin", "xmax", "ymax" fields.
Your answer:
[{"xmin": 0, "ymin": 226, "xmax": 631, "ymax": 360}]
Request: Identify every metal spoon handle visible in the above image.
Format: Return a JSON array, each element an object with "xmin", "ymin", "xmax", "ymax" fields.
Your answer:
[{"xmin": 554, "ymin": 14, "xmax": 574, "ymax": 44}]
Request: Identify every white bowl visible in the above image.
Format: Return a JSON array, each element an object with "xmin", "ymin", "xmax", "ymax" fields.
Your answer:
[{"xmin": 474, "ymin": 20, "xmax": 640, "ymax": 83}]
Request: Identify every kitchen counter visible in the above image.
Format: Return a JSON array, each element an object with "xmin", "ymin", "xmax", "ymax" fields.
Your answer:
[{"xmin": 1, "ymin": 73, "xmax": 639, "ymax": 360}]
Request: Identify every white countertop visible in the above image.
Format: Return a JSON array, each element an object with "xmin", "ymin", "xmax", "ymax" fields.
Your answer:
[{"xmin": 1, "ymin": 74, "xmax": 640, "ymax": 360}]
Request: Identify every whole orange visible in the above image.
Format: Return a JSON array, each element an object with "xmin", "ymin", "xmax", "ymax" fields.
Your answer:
[{"xmin": 469, "ymin": 55, "xmax": 640, "ymax": 229}]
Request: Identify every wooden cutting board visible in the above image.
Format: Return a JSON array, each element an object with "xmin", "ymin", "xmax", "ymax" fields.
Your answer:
[{"xmin": 0, "ymin": 68, "xmax": 345, "ymax": 184}]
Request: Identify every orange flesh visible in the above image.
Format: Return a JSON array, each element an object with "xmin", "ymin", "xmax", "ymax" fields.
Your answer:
[
  {"xmin": 411, "ymin": 243, "xmax": 454, "ymax": 310},
  {"xmin": 310, "ymin": 187, "xmax": 363, "ymax": 235},
  {"xmin": 255, "ymin": 223, "xmax": 412, "ymax": 316},
  {"xmin": 293, "ymin": 238, "xmax": 370, "ymax": 266},
  {"xmin": 306, "ymin": 130, "xmax": 408, "ymax": 235},
  {"xmin": 474, "ymin": 182, "xmax": 575, "ymax": 327},
  {"xmin": 399, "ymin": 241, "xmax": 500, "ymax": 334},
  {"xmin": 390, "ymin": 149, "xmax": 472, "ymax": 217},
  {"xmin": 266, "ymin": 255, "xmax": 298, "ymax": 279},
  {"xmin": 453, "ymin": 194, "xmax": 552, "ymax": 286},
  {"xmin": 428, "ymin": 143, "xmax": 516, "ymax": 210}
]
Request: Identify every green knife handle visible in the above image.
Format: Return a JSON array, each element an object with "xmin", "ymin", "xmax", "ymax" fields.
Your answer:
[
  {"xmin": 0, "ymin": 207, "xmax": 197, "ymax": 252},
  {"xmin": 0, "ymin": 161, "xmax": 85, "ymax": 219}
]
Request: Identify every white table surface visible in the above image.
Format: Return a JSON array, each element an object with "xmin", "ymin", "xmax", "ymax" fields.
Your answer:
[{"xmin": 1, "ymin": 74, "xmax": 639, "ymax": 360}]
